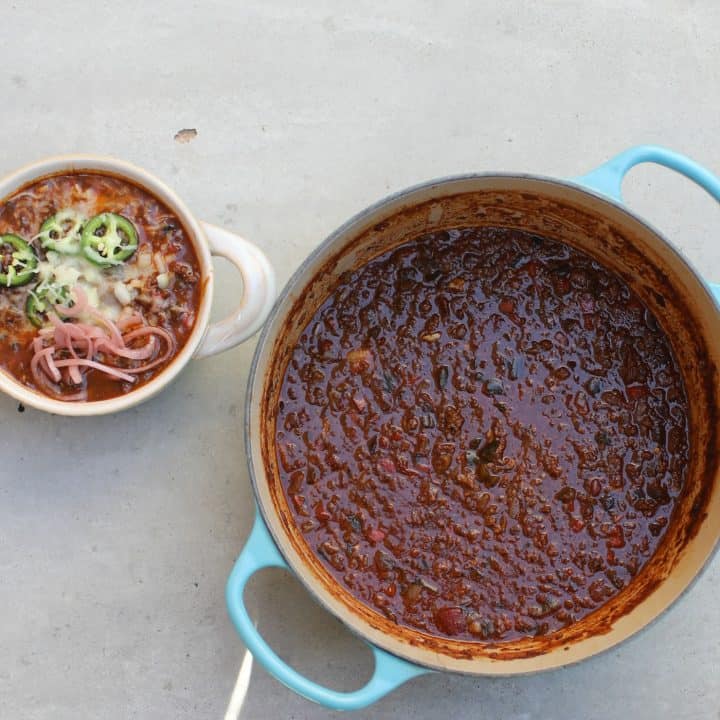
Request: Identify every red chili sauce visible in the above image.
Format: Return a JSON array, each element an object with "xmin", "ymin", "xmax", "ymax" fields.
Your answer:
[{"xmin": 275, "ymin": 227, "xmax": 689, "ymax": 642}]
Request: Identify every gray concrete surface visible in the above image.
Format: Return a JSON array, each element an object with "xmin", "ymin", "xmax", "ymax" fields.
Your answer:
[{"xmin": 1, "ymin": 1, "xmax": 719, "ymax": 718}]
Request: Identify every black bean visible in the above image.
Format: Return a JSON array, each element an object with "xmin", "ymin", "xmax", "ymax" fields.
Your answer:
[
  {"xmin": 483, "ymin": 378, "xmax": 504, "ymax": 395},
  {"xmin": 478, "ymin": 439, "xmax": 500, "ymax": 462},
  {"xmin": 509, "ymin": 356, "xmax": 525, "ymax": 380},
  {"xmin": 383, "ymin": 371, "xmax": 397, "ymax": 392},
  {"xmin": 595, "ymin": 430, "xmax": 610, "ymax": 448},
  {"xmin": 435, "ymin": 365, "xmax": 449, "ymax": 389}
]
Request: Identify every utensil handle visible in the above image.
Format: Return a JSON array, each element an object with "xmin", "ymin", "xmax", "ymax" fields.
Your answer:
[
  {"xmin": 574, "ymin": 145, "xmax": 720, "ymax": 300},
  {"xmin": 226, "ymin": 512, "xmax": 429, "ymax": 710},
  {"xmin": 194, "ymin": 222, "xmax": 276, "ymax": 359},
  {"xmin": 573, "ymin": 144, "xmax": 720, "ymax": 203}
]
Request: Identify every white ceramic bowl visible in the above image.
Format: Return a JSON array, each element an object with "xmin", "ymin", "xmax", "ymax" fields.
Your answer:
[{"xmin": 0, "ymin": 155, "xmax": 276, "ymax": 415}]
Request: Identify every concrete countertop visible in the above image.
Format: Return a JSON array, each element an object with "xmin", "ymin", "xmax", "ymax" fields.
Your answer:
[{"xmin": 1, "ymin": 2, "xmax": 719, "ymax": 718}]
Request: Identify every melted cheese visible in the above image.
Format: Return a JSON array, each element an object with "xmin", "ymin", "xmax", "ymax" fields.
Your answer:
[{"xmin": 36, "ymin": 249, "xmax": 152, "ymax": 322}]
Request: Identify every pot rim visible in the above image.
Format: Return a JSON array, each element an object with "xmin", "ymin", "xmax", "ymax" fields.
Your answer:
[{"xmin": 244, "ymin": 170, "xmax": 720, "ymax": 674}]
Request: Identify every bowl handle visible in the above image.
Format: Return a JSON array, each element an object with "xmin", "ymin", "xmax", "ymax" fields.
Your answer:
[
  {"xmin": 194, "ymin": 222, "xmax": 277, "ymax": 359},
  {"xmin": 226, "ymin": 512, "xmax": 430, "ymax": 710},
  {"xmin": 573, "ymin": 145, "xmax": 720, "ymax": 300}
]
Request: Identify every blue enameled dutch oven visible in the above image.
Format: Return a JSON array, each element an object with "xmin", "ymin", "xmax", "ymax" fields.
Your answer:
[{"xmin": 227, "ymin": 146, "xmax": 720, "ymax": 710}]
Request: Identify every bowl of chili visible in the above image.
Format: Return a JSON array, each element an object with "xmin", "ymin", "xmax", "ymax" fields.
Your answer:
[
  {"xmin": 228, "ymin": 146, "xmax": 720, "ymax": 709},
  {"xmin": 0, "ymin": 155, "xmax": 276, "ymax": 414}
]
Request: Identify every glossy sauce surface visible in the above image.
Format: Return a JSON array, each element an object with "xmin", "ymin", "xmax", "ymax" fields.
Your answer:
[{"xmin": 275, "ymin": 227, "xmax": 689, "ymax": 642}]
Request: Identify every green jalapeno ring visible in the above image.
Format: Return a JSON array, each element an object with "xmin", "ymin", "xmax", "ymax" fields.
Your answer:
[
  {"xmin": 26, "ymin": 291, "xmax": 48, "ymax": 327},
  {"xmin": 0, "ymin": 233, "xmax": 38, "ymax": 287},
  {"xmin": 26, "ymin": 282, "xmax": 71, "ymax": 327},
  {"xmin": 81, "ymin": 213, "xmax": 138, "ymax": 267},
  {"xmin": 37, "ymin": 209, "xmax": 85, "ymax": 255}
]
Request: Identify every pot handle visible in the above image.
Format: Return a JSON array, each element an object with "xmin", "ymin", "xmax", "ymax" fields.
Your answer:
[
  {"xmin": 226, "ymin": 512, "xmax": 430, "ymax": 710},
  {"xmin": 573, "ymin": 144, "xmax": 720, "ymax": 204},
  {"xmin": 574, "ymin": 145, "xmax": 720, "ymax": 301},
  {"xmin": 194, "ymin": 222, "xmax": 277, "ymax": 359}
]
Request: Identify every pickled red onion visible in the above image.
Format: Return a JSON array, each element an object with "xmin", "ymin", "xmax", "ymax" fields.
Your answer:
[{"xmin": 29, "ymin": 285, "xmax": 176, "ymax": 398}]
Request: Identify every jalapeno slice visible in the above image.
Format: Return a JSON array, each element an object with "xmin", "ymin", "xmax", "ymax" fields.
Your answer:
[
  {"xmin": 81, "ymin": 213, "xmax": 138, "ymax": 267},
  {"xmin": 26, "ymin": 291, "xmax": 48, "ymax": 327},
  {"xmin": 26, "ymin": 282, "xmax": 71, "ymax": 327},
  {"xmin": 0, "ymin": 234, "xmax": 38, "ymax": 287},
  {"xmin": 37, "ymin": 209, "xmax": 85, "ymax": 255}
]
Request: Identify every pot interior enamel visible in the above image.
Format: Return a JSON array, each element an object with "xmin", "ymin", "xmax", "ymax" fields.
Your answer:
[{"xmin": 247, "ymin": 174, "xmax": 720, "ymax": 674}]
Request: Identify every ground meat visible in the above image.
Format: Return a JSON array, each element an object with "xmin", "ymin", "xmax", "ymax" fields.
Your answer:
[
  {"xmin": 275, "ymin": 226, "xmax": 689, "ymax": 642},
  {"xmin": 171, "ymin": 261, "xmax": 199, "ymax": 285}
]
